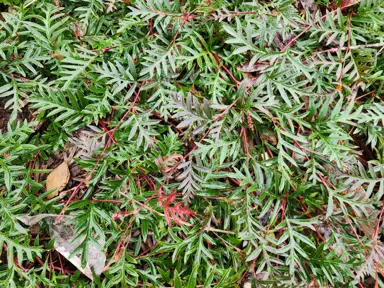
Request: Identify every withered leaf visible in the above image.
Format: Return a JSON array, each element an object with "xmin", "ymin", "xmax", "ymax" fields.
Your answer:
[
  {"xmin": 260, "ymin": 130, "xmax": 277, "ymax": 146},
  {"xmin": 46, "ymin": 161, "xmax": 70, "ymax": 199},
  {"xmin": 155, "ymin": 154, "xmax": 183, "ymax": 173},
  {"xmin": 237, "ymin": 61, "xmax": 269, "ymax": 73}
]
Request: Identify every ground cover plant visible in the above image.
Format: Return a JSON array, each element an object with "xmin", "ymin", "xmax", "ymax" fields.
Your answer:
[{"xmin": 1, "ymin": 0, "xmax": 384, "ymax": 287}]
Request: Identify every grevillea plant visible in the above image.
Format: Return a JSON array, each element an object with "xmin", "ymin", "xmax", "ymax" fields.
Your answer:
[{"xmin": 0, "ymin": 0, "xmax": 384, "ymax": 287}]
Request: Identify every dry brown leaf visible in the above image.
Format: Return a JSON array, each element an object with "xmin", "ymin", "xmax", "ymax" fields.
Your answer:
[
  {"xmin": 46, "ymin": 161, "xmax": 70, "ymax": 199},
  {"xmin": 155, "ymin": 154, "xmax": 183, "ymax": 173},
  {"xmin": 307, "ymin": 278, "xmax": 321, "ymax": 288},
  {"xmin": 17, "ymin": 214, "xmax": 105, "ymax": 280},
  {"xmin": 299, "ymin": 0, "xmax": 319, "ymax": 14},
  {"xmin": 237, "ymin": 61, "xmax": 269, "ymax": 73},
  {"xmin": 260, "ymin": 130, "xmax": 277, "ymax": 146},
  {"xmin": 339, "ymin": 0, "xmax": 358, "ymax": 7}
]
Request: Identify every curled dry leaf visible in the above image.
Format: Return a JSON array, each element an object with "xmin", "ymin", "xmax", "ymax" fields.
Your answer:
[
  {"xmin": 299, "ymin": 0, "xmax": 318, "ymax": 14},
  {"xmin": 339, "ymin": 0, "xmax": 359, "ymax": 7},
  {"xmin": 237, "ymin": 61, "xmax": 269, "ymax": 73},
  {"xmin": 155, "ymin": 154, "xmax": 183, "ymax": 173},
  {"xmin": 260, "ymin": 130, "xmax": 277, "ymax": 146},
  {"xmin": 46, "ymin": 161, "xmax": 70, "ymax": 199},
  {"xmin": 308, "ymin": 278, "xmax": 321, "ymax": 288}
]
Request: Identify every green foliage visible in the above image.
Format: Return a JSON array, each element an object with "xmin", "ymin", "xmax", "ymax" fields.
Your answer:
[{"xmin": 1, "ymin": 0, "xmax": 384, "ymax": 287}]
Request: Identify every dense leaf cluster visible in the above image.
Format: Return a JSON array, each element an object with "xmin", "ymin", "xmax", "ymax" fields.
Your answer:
[{"xmin": 1, "ymin": 0, "xmax": 384, "ymax": 287}]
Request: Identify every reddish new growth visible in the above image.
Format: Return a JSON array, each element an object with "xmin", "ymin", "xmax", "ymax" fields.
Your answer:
[{"xmin": 158, "ymin": 192, "xmax": 195, "ymax": 226}]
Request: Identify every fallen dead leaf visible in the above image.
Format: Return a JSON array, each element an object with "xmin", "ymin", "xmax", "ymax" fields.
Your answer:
[
  {"xmin": 307, "ymin": 278, "xmax": 321, "ymax": 288},
  {"xmin": 18, "ymin": 214, "xmax": 105, "ymax": 280},
  {"xmin": 339, "ymin": 0, "xmax": 358, "ymax": 7},
  {"xmin": 46, "ymin": 161, "xmax": 70, "ymax": 199},
  {"xmin": 237, "ymin": 61, "xmax": 269, "ymax": 73},
  {"xmin": 155, "ymin": 154, "xmax": 183, "ymax": 173},
  {"xmin": 299, "ymin": 0, "xmax": 318, "ymax": 14},
  {"xmin": 260, "ymin": 130, "xmax": 277, "ymax": 146}
]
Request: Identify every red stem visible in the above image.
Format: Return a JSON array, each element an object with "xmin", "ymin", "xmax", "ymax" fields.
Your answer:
[
  {"xmin": 157, "ymin": 128, "xmax": 211, "ymax": 193},
  {"xmin": 356, "ymin": 89, "xmax": 376, "ymax": 101},
  {"xmin": 57, "ymin": 85, "xmax": 144, "ymax": 221},
  {"xmin": 99, "ymin": 119, "xmax": 116, "ymax": 143},
  {"xmin": 35, "ymin": 256, "xmax": 75, "ymax": 274},
  {"xmin": 281, "ymin": 3, "xmax": 358, "ymax": 51},
  {"xmin": 374, "ymin": 201, "xmax": 384, "ymax": 244},
  {"xmin": 211, "ymin": 52, "xmax": 240, "ymax": 87}
]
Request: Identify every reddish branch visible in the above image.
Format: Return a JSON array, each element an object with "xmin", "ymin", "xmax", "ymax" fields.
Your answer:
[
  {"xmin": 281, "ymin": 2, "xmax": 359, "ymax": 51},
  {"xmin": 215, "ymin": 98, "xmax": 239, "ymax": 121},
  {"xmin": 374, "ymin": 201, "xmax": 384, "ymax": 245},
  {"xmin": 140, "ymin": 172, "xmax": 156, "ymax": 190},
  {"xmin": 104, "ymin": 212, "xmax": 136, "ymax": 271},
  {"xmin": 337, "ymin": 12, "xmax": 353, "ymax": 85},
  {"xmin": 212, "ymin": 52, "xmax": 240, "ymax": 87},
  {"xmin": 319, "ymin": 42, "xmax": 384, "ymax": 54},
  {"xmin": 10, "ymin": 73, "xmax": 30, "ymax": 82},
  {"xmin": 112, "ymin": 210, "xmax": 138, "ymax": 221},
  {"xmin": 157, "ymin": 128, "xmax": 212, "ymax": 194},
  {"xmin": 14, "ymin": 257, "xmax": 29, "ymax": 272},
  {"xmin": 100, "ymin": 46, "xmax": 117, "ymax": 54},
  {"xmin": 58, "ymin": 199, "xmax": 124, "ymax": 204},
  {"xmin": 98, "ymin": 119, "xmax": 116, "ymax": 143},
  {"xmin": 170, "ymin": 5, "xmax": 201, "ymax": 45},
  {"xmin": 57, "ymin": 85, "xmax": 144, "ymax": 221},
  {"xmin": 356, "ymin": 89, "xmax": 376, "ymax": 101},
  {"xmin": 35, "ymin": 256, "xmax": 75, "ymax": 274}
]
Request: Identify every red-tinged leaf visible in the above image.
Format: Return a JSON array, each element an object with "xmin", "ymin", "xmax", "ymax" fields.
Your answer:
[
  {"xmin": 165, "ymin": 192, "xmax": 177, "ymax": 206},
  {"xmin": 164, "ymin": 211, "xmax": 172, "ymax": 227},
  {"xmin": 159, "ymin": 193, "xmax": 195, "ymax": 226}
]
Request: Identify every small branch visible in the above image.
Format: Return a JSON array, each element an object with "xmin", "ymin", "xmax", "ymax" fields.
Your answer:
[
  {"xmin": 10, "ymin": 73, "xmax": 30, "ymax": 82},
  {"xmin": 345, "ymin": 215, "xmax": 365, "ymax": 248},
  {"xmin": 356, "ymin": 89, "xmax": 376, "ymax": 100},
  {"xmin": 98, "ymin": 120, "xmax": 116, "ymax": 143},
  {"xmin": 205, "ymin": 227, "xmax": 236, "ymax": 235},
  {"xmin": 57, "ymin": 85, "xmax": 144, "ymax": 221},
  {"xmin": 14, "ymin": 257, "xmax": 29, "ymax": 272},
  {"xmin": 104, "ymin": 215, "xmax": 136, "ymax": 271},
  {"xmin": 211, "ymin": 231, "xmax": 243, "ymax": 254},
  {"xmin": 58, "ymin": 199, "xmax": 123, "ymax": 204},
  {"xmin": 215, "ymin": 98, "xmax": 239, "ymax": 121},
  {"xmin": 157, "ymin": 128, "xmax": 211, "ymax": 193},
  {"xmin": 100, "ymin": 46, "xmax": 117, "ymax": 54},
  {"xmin": 120, "ymin": 192, "xmax": 165, "ymax": 217},
  {"xmin": 151, "ymin": 110, "xmax": 183, "ymax": 133},
  {"xmin": 35, "ymin": 256, "xmax": 75, "ymax": 274},
  {"xmin": 374, "ymin": 201, "xmax": 384, "ymax": 245},
  {"xmin": 281, "ymin": 2, "xmax": 360, "ymax": 51},
  {"xmin": 211, "ymin": 52, "xmax": 240, "ymax": 87},
  {"xmin": 120, "ymin": 192, "xmax": 193, "ymax": 227},
  {"xmin": 281, "ymin": 25, "xmax": 312, "ymax": 52},
  {"xmin": 148, "ymin": 8, "xmax": 183, "ymax": 18},
  {"xmin": 319, "ymin": 43, "xmax": 384, "ymax": 54}
]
